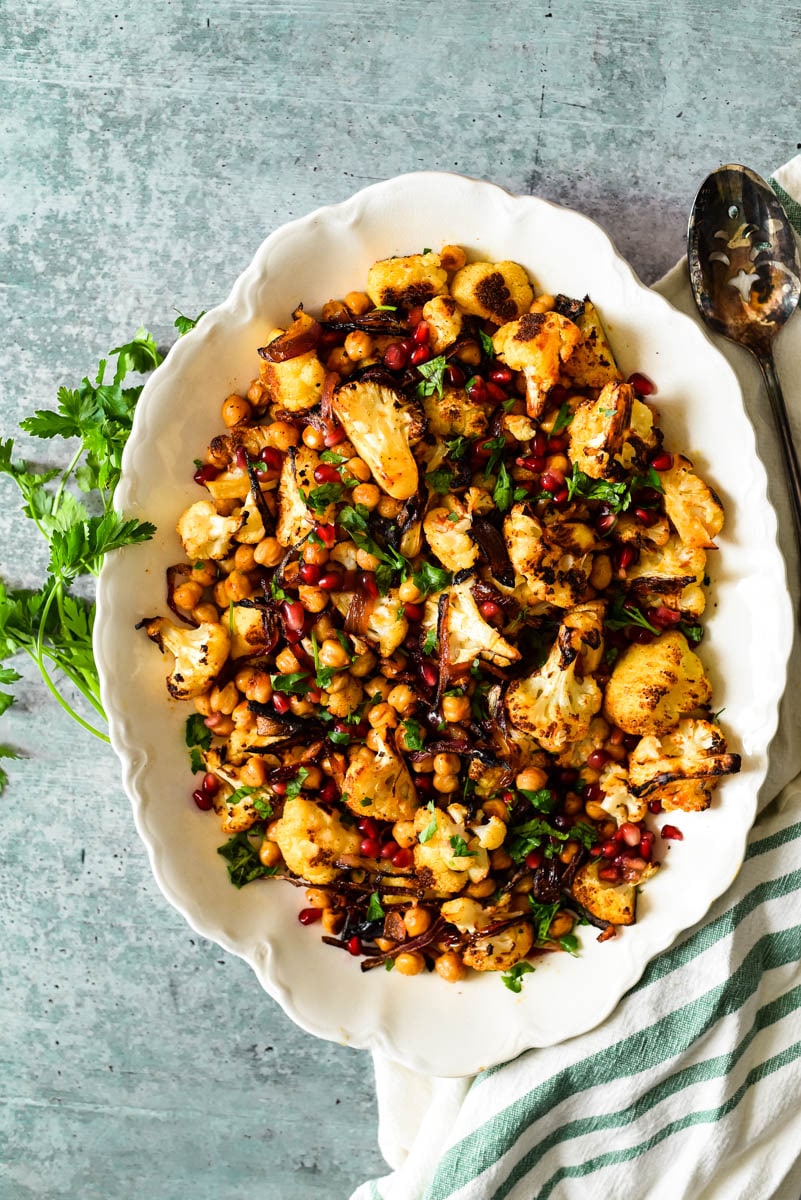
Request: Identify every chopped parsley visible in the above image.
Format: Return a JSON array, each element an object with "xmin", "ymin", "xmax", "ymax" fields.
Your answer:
[
  {"xmin": 605, "ymin": 592, "xmax": 659, "ymax": 634},
  {"xmin": 501, "ymin": 960, "xmax": 535, "ymax": 993},
  {"xmin": 303, "ymin": 482, "xmax": 345, "ymax": 512},
  {"xmin": 185, "ymin": 714, "xmax": 212, "ymax": 775},
  {"xmin": 422, "ymin": 628, "xmax": 439, "ymax": 656},
  {"xmin": 444, "ymin": 435, "xmax": 471, "ymax": 460},
  {"xmin": 217, "ymin": 831, "xmax": 279, "ymax": 889},
  {"xmin": 418, "ymin": 800, "xmax": 438, "ymax": 844},
  {"xmin": 415, "ymin": 355, "xmax": 449, "ymax": 399},
  {"xmin": 270, "ymin": 671, "xmax": 312, "ymax": 695},
  {"xmin": 285, "ymin": 767, "xmax": 310, "ymax": 798},
  {"xmin": 400, "ymin": 717, "xmax": 425, "ymax": 751},
  {"xmin": 518, "ymin": 787, "xmax": 555, "ymax": 813},
  {"xmin": 425, "ymin": 467, "xmax": 455, "ymax": 493},
  {"xmin": 507, "ymin": 817, "xmax": 569, "ymax": 862},
  {"xmin": 479, "ymin": 330, "xmax": 495, "ymax": 360},
  {"xmin": 481, "ymin": 435, "xmax": 507, "ymax": 478},
  {"xmin": 366, "ymin": 892, "xmax": 385, "ymax": 922},
  {"xmin": 492, "ymin": 461, "xmax": 514, "ymax": 512},
  {"xmin": 551, "ymin": 402, "xmax": 573, "ymax": 434},
  {"xmin": 449, "ymin": 835, "xmax": 476, "ymax": 858},
  {"xmin": 528, "ymin": 897, "xmax": 560, "ymax": 943},
  {"xmin": 412, "ymin": 561, "xmax": 452, "ymax": 597}
]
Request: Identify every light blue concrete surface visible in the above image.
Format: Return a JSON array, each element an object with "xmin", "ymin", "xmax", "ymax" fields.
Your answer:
[{"xmin": 2, "ymin": 3, "xmax": 801, "ymax": 1197}]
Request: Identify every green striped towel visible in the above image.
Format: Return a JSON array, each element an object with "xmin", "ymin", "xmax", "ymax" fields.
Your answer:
[{"xmin": 351, "ymin": 155, "xmax": 801, "ymax": 1200}]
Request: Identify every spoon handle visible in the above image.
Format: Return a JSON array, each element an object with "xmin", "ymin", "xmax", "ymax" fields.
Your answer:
[{"xmin": 757, "ymin": 349, "xmax": 801, "ymax": 546}]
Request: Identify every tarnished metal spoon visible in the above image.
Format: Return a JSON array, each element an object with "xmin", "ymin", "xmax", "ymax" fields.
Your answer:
[{"xmin": 688, "ymin": 163, "xmax": 801, "ymax": 541}]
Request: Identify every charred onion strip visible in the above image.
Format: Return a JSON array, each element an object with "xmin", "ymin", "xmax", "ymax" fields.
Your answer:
[
  {"xmin": 244, "ymin": 455, "xmax": 276, "ymax": 535},
  {"xmin": 470, "ymin": 519, "xmax": 515, "ymax": 587},
  {"xmin": 258, "ymin": 317, "xmax": 322, "ymax": 362},
  {"xmin": 166, "ymin": 564, "xmax": 198, "ymax": 627},
  {"xmin": 360, "ymin": 916, "xmax": 449, "ymax": 971}
]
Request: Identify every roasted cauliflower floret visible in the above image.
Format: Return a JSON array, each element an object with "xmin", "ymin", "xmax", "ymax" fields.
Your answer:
[
  {"xmin": 603, "ymin": 631, "xmax": 712, "ymax": 737},
  {"xmin": 258, "ymin": 320, "xmax": 327, "ymax": 413},
  {"xmin": 628, "ymin": 718, "xmax": 741, "ymax": 812},
  {"xmin": 333, "ymin": 380, "xmax": 424, "ymax": 500},
  {"xmin": 201, "ymin": 752, "xmax": 266, "ymax": 833},
  {"xmin": 423, "ymin": 504, "xmax": 479, "ymax": 573},
  {"xmin": 661, "ymin": 455, "xmax": 725, "ymax": 548},
  {"xmin": 423, "ymin": 579, "xmax": 520, "ymax": 670},
  {"xmin": 450, "ymin": 260, "xmax": 534, "ymax": 323},
  {"xmin": 596, "ymin": 762, "xmax": 648, "ymax": 824},
  {"xmin": 567, "ymin": 381, "xmax": 634, "ymax": 480},
  {"xmin": 560, "ymin": 296, "xmax": 622, "ymax": 389},
  {"xmin": 341, "ymin": 736, "xmax": 418, "ymax": 823},
  {"xmin": 273, "ymin": 797, "xmax": 362, "ymax": 885},
  {"xmin": 413, "ymin": 805, "xmax": 471, "ymax": 895},
  {"xmin": 276, "ymin": 445, "xmax": 327, "ymax": 547},
  {"xmin": 493, "ymin": 311, "xmax": 581, "ymax": 418},
  {"xmin": 141, "ymin": 617, "xmax": 230, "ymax": 700},
  {"xmin": 505, "ymin": 606, "xmax": 604, "ymax": 754},
  {"xmin": 229, "ymin": 601, "xmax": 275, "ymax": 659},
  {"xmin": 503, "ymin": 504, "xmax": 598, "ymax": 607},
  {"xmin": 422, "ymin": 295, "xmax": 463, "ymax": 353},
  {"xmin": 422, "ymin": 385, "xmax": 488, "ymax": 439},
  {"xmin": 331, "ymin": 587, "xmax": 409, "ymax": 659},
  {"xmin": 235, "ymin": 490, "xmax": 267, "ymax": 544},
  {"xmin": 176, "ymin": 500, "xmax": 244, "ymax": 561},
  {"xmin": 555, "ymin": 715, "xmax": 610, "ymax": 769},
  {"xmin": 572, "ymin": 860, "xmax": 637, "ymax": 926},
  {"xmin": 626, "ymin": 534, "xmax": 708, "ymax": 618},
  {"xmin": 366, "ymin": 252, "xmax": 448, "ymax": 309},
  {"xmin": 462, "ymin": 920, "xmax": 534, "ymax": 973}
]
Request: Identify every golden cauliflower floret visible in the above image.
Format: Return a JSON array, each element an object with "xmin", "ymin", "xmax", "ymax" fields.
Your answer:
[
  {"xmin": 603, "ymin": 631, "xmax": 712, "ymax": 737},
  {"xmin": 568, "ymin": 381, "xmax": 634, "ymax": 480},
  {"xmin": 141, "ymin": 618, "xmax": 230, "ymax": 700},
  {"xmin": 259, "ymin": 330, "xmax": 327, "ymax": 414},
  {"xmin": 626, "ymin": 534, "xmax": 708, "ymax": 618},
  {"xmin": 423, "ymin": 579, "xmax": 520, "ymax": 670},
  {"xmin": 422, "ymin": 295, "xmax": 463, "ymax": 353},
  {"xmin": 423, "ymin": 505, "xmax": 478, "ymax": 573},
  {"xmin": 493, "ymin": 311, "xmax": 581, "ymax": 418},
  {"xmin": 572, "ymin": 861, "xmax": 637, "ymax": 926},
  {"xmin": 450, "ymin": 260, "xmax": 534, "ymax": 323},
  {"xmin": 276, "ymin": 445, "xmax": 332, "ymax": 547},
  {"xmin": 229, "ymin": 601, "xmax": 274, "ymax": 659},
  {"xmin": 555, "ymin": 715, "xmax": 610, "ymax": 768},
  {"xmin": 462, "ymin": 921, "xmax": 534, "ymax": 973},
  {"xmin": 202, "ymin": 754, "xmax": 266, "ymax": 833},
  {"xmin": 503, "ymin": 504, "xmax": 597, "ymax": 607},
  {"xmin": 273, "ymin": 797, "xmax": 361, "ymax": 885},
  {"xmin": 176, "ymin": 500, "xmax": 244, "ymax": 561},
  {"xmin": 412, "ymin": 805, "xmax": 471, "ymax": 896},
  {"xmin": 561, "ymin": 297, "xmax": 622, "ymax": 389},
  {"xmin": 596, "ymin": 762, "xmax": 648, "ymax": 824},
  {"xmin": 366, "ymin": 252, "xmax": 448, "ymax": 309},
  {"xmin": 333, "ymin": 380, "xmax": 424, "ymax": 500},
  {"xmin": 422, "ymin": 385, "xmax": 488, "ymax": 439},
  {"xmin": 205, "ymin": 466, "xmax": 253, "ymax": 502},
  {"xmin": 505, "ymin": 606, "xmax": 604, "ymax": 754},
  {"xmin": 331, "ymin": 588, "xmax": 409, "ymax": 658},
  {"xmin": 628, "ymin": 718, "xmax": 741, "ymax": 812},
  {"xmin": 661, "ymin": 455, "xmax": 725, "ymax": 549},
  {"xmin": 341, "ymin": 734, "xmax": 418, "ymax": 823}
]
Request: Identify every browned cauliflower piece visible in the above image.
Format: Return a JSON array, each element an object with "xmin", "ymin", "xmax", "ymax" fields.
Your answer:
[
  {"xmin": 423, "ymin": 504, "xmax": 479, "ymax": 573},
  {"xmin": 505, "ymin": 604, "xmax": 604, "ymax": 754},
  {"xmin": 229, "ymin": 601, "xmax": 275, "ymax": 659},
  {"xmin": 366, "ymin": 252, "xmax": 448, "ymax": 309},
  {"xmin": 141, "ymin": 618, "xmax": 230, "ymax": 700},
  {"xmin": 176, "ymin": 500, "xmax": 244, "ymax": 561},
  {"xmin": 276, "ymin": 445, "xmax": 333, "ymax": 547},
  {"xmin": 422, "ymin": 385, "xmax": 488, "ymax": 439},
  {"xmin": 613, "ymin": 512, "xmax": 671, "ymax": 550},
  {"xmin": 413, "ymin": 805, "xmax": 471, "ymax": 895},
  {"xmin": 595, "ymin": 762, "xmax": 648, "ymax": 824},
  {"xmin": 273, "ymin": 797, "xmax": 362, "ymax": 884},
  {"xmin": 560, "ymin": 296, "xmax": 622, "ymax": 389},
  {"xmin": 661, "ymin": 455, "xmax": 725, "ymax": 548},
  {"xmin": 422, "ymin": 295, "xmax": 463, "ymax": 353},
  {"xmin": 503, "ymin": 504, "xmax": 598, "ymax": 607},
  {"xmin": 331, "ymin": 588, "xmax": 409, "ymax": 658},
  {"xmin": 201, "ymin": 749, "xmax": 268, "ymax": 833},
  {"xmin": 450, "ymin": 260, "xmax": 534, "ymax": 323},
  {"xmin": 259, "ymin": 319, "xmax": 327, "ymax": 413},
  {"xmin": 333, "ymin": 380, "xmax": 424, "ymax": 500},
  {"xmin": 493, "ymin": 312, "xmax": 581, "ymax": 418},
  {"xmin": 205, "ymin": 466, "xmax": 254, "ymax": 502},
  {"xmin": 462, "ymin": 920, "xmax": 534, "ymax": 973},
  {"xmin": 626, "ymin": 534, "xmax": 708, "ymax": 618},
  {"xmin": 555, "ymin": 715, "xmax": 610, "ymax": 768},
  {"xmin": 422, "ymin": 579, "xmax": 520, "ymax": 670},
  {"xmin": 567, "ymin": 381, "xmax": 634, "ymax": 479},
  {"xmin": 341, "ymin": 734, "xmax": 418, "ymax": 823},
  {"xmin": 603, "ymin": 631, "xmax": 712, "ymax": 737},
  {"xmin": 572, "ymin": 860, "xmax": 637, "ymax": 926},
  {"xmin": 628, "ymin": 718, "xmax": 741, "ymax": 812}
]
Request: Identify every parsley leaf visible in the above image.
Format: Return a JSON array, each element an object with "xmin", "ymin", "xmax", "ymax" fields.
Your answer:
[
  {"xmin": 528, "ymin": 897, "xmax": 560, "ymax": 943},
  {"xmin": 492, "ymin": 462, "xmax": 514, "ymax": 512},
  {"xmin": 425, "ymin": 467, "xmax": 455, "ymax": 494},
  {"xmin": 304, "ymin": 482, "xmax": 345, "ymax": 512},
  {"xmin": 412, "ymin": 561, "xmax": 452, "ymax": 597},
  {"xmin": 174, "ymin": 310, "xmax": 206, "ymax": 336},
  {"xmin": 604, "ymin": 592, "xmax": 659, "ymax": 634},
  {"xmin": 518, "ymin": 787, "xmax": 555, "ymax": 813},
  {"xmin": 506, "ymin": 817, "xmax": 569, "ymax": 863},
  {"xmin": 185, "ymin": 714, "xmax": 212, "ymax": 772},
  {"xmin": 559, "ymin": 933, "xmax": 580, "ymax": 956},
  {"xmin": 501, "ymin": 961, "xmax": 535, "ymax": 993},
  {"xmin": 422, "ymin": 628, "xmax": 439, "ymax": 656},
  {"xmin": 217, "ymin": 831, "xmax": 278, "ymax": 888},
  {"xmin": 479, "ymin": 330, "xmax": 495, "ymax": 360},
  {"xmin": 286, "ymin": 767, "xmax": 309, "ymax": 798},
  {"xmin": 366, "ymin": 892, "xmax": 385, "ymax": 922},
  {"xmin": 449, "ymin": 835, "xmax": 477, "ymax": 858},
  {"xmin": 400, "ymin": 717, "xmax": 425, "ymax": 751},
  {"xmin": 0, "ymin": 745, "xmax": 21, "ymax": 796},
  {"xmin": 444, "ymin": 436, "xmax": 471, "ymax": 461},
  {"xmin": 551, "ymin": 403, "xmax": 573, "ymax": 434},
  {"xmin": 418, "ymin": 800, "xmax": 438, "ymax": 844},
  {"xmin": 415, "ymin": 355, "xmax": 449, "ymax": 399},
  {"xmin": 481, "ymin": 435, "xmax": 507, "ymax": 479}
]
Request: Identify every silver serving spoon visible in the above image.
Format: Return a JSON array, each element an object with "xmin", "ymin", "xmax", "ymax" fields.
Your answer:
[{"xmin": 688, "ymin": 163, "xmax": 801, "ymax": 541}]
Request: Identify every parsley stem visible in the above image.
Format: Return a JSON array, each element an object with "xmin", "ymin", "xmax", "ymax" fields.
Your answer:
[
  {"xmin": 33, "ymin": 581, "xmax": 109, "ymax": 741},
  {"xmin": 52, "ymin": 445, "xmax": 84, "ymax": 519}
]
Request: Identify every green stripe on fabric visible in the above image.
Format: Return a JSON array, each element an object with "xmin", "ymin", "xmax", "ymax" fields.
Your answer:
[
  {"xmin": 491, "ymin": 982, "xmax": 801, "ymax": 1200},
  {"xmin": 746, "ymin": 818, "xmax": 801, "ymax": 860},
  {"xmin": 424, "ymin": 926, "xmax": 801, "ymax": 1200},
  {"xmin": 770, "ymin": 177, "xmax": 801, "ymax": 236},
  {"xmin": 535, "ymin": 1038, "xmax": 801, "ymax": 1200}
]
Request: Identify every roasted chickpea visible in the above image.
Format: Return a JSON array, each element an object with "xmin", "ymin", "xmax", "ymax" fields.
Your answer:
[
  {"xmin": 398, "ymin": 578, "xmax": 423, "ymax": 604},
  {"xmin": 584, "ymin": 800, "xmax": 608, "ymax": 822},
  {"xmin": 466, "ymin": 878, "xmax": 496, "ymax": 899},
  {"xmin": 442, "ymin": 693, "xmax": 471, "ymax": 724},
  {"xmin": 590, "ymin": 553, "xmax": 612, "ymax": 591},
  {"xmin": 321, "ymin": 298, "xmax": 349, "ymax": 322},
  {"xmin": 481, "ymin": 799, "xmax": 510, "ymax": 823},
  {"xmin": 529, "ymin": 293, "xmax": 556, "ymax": 314},
  {"xmin": 351, "ymin": 483, "xmax": 381, "ymax": 509},
  {"xmin": 392, "ymin": 820, "xmax": 416, "ymax": 849},
  {"xmin": 344, "ymin": 331, "xmax": 373, "ymax": 362},
  {"xmin": 559, "ymin": 840, "xmax": 581, "ymax": 865},
  {"xmin": 315, "ymin": 638, "xmax": 348, "ymax": 669},
  {"xmin": 374, "ymin": 937, "xmax": 397, "ymax": 953},
  {"xmin": 265, "ymin": 420, "xmax": 300, "ymax": 451},
  {"xmin": 305, "ymin": 887, "xmax": 329, "ymax": 909},
  {"xmin": 222, "ymin": 393, "xmax": 252, "ymax": 427},
  {"xmin": 301, "ymin": 541, "xmax": 330, "ymax": 566},
  {"xmin": 413, "ymin": 755, "xmax": 435, "ymax": 773},
  {"xmin": 326, "ymin": 347, "xmax": 353, "ymax": 375},
  {"xmin": 355, "ymin": 548, "xmax": 381, "ymax": 571},
  {"xmin": 564, "ymin": 791, "xmax": 585, "ymax": 816},
  {"xmin": 515, "ymin": 766, "xmax": 548, "ymax": 792},
  {"xmin": 435, "ymin": 951, "xmax": 467, "ymax": 983},
  {"xmin": 231, "ymin": 701, "xmax": 256, "ymax": 730},
  {"xmin": 433, "ymin": 772, "xmax": 460, "ymax": 793},
  {"xmin": 213, "ymin": 579, "xmax": 230, "ymax": 608},
  {"xmin": 233, "ymin": 544, "xmax": 257, "ymax": 572},
  {"xmin": 205, "ymin": 713, "xmax": 234, "ymax": 736},
  {"xmin": 367, "ymin": 701, "xmax": 398, "ymax": 730},
  {"xmin": 193, "ymin": 691, "xmax": 214, "ymax": 716},
  {"xmin": 490, "ymin": 848, "xmax": 513, "ymax": 871},
  {"xmin": 344, "ymin": 456, "xmax": 372, "ymax": 483},
  {"xmin": 546, "ymin": 453, "xmax": 570, "ymax": 475},
  {"xmin": 366, "ymin": 678, "xmax": 392, "ymax": 703},
  {"xmin": 387, "ymin": 684, "xmax": 416, "ymax": 715},
  {"xmin": 350, "ymin": 650, "xmax": 377, "ymax": 678},
  {"xmin": 275, "ymin": 646, "xmax": 302, "ymax": 674},
  {"xmin": 289, "ymin": 696, "xmax": 316, "ymax": 717},
  {"xmin": 380, "ymin": 653, "xmax": 407, "ymax": 679},
  {"xmin": 245, "ymin": 670, "xmax": 272, "ymax": 705},
  {"xmin": 455, "ymin": 340, "xmax": 481, "ymax": 366},
  {"xmin": 298, "ymin": 585, "xmax": 328, "ymax": 613},
  {"xmin": 210, "ymin": 681, "xmax": 238, "ymax": 715},
  {"xmin": 254, "ymin": 536, "xmax": 283, "ymax": 567},
  {"xmin": 404, "ymin": 907, "xmax": 432, "ymax": 937},
  {"xmin": 259, "ymin": 839, "xmax": 282, "ymax": 868},
  {"xmin": 192, "ymin": 602, "xmax": 220, "ymax": 625},
  {"xmin": 434, "ymin": 752, "xmax": 460, "ymax": 776},
  {"xmin": 377, "ymin": 496, "xmax": 402, "ymax": 519},
  {"xmin": 394, "ymin": 952, "xmax": 425, "ymax": 977},
  {"xmin": 321, "ymin": 908, "xmax": 344, "ymax": 935},
  {"xmin": 246, "ymin": 379, "xmax": 266, "ymax": 405},
  {"xmin": 173, "ymin": 580, "xmax": 204, "ymax": 610},
  {"xmin": 548, "ymin": 911, "xmax": 574, "ymax": 939},
  {"xmin": 302, "ymin": 424, "xmax": 327, "ymax": 450},
  {"xmin": 191, "ymin": 560, "xmax": 217, "ymax": 587},
  {"xmin": 240, "ymin": 756, "xmax": 267, "ymax": 787},
  {"xmin": 344, "ymin": 290, "xmax": 372, "ymax": 316}
]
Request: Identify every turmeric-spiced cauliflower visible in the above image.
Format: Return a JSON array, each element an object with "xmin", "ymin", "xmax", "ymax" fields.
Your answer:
[{"xmin": 139, "ymin": 243, "xmax": 740, "ymax": 988}]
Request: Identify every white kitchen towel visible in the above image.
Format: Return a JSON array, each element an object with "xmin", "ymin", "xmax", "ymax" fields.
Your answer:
[{"xmin": 351, "ymin": 154, "xmax": 801, "ymax": 1200}]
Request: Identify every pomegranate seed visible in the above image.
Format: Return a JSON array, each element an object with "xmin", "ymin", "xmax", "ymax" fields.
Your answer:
[
  {"xmin": 639, "ymin": 841, "xmax": 653, "ymax": 862},
  {"xmin": 616, "ymin": 546, "xmax": 637, "ymax": 573},
  {"xmin": 192, "ymin": 789, "xmax": 213, "ymax": 811},
  {"xmin": 413, "ymin": 321, "xmax": 430, "ymax": 344},
  {"xmin": 203, "ymin": 713, "xmax": 225, "ymax": 730},
  {"xmin": 299, "ymin": 562, "xmax": 321, "ymax": 585},
  {"xmin": 358, "ymin": 817, "xmax": 379, "ymax": 837},
  {"xmin": 314, "ymin": 523, "xmax": 337, "ymax": 548},
  {"xmin": 661, "ymin": 824, "xmax": 684, "ymax": 841},
  {"xmin": 625, "ymin": 856, "xmax": 648, "ymax": 873},
  {"xmin": 479, "ymin": 599, "xmax": 501, "ymax": 619},
  {"xmin": 259, "ymin": 445, "xmax": 284, "ymax": 470},
  {"xmin": 410, "ymin": 345, "xmax": 431, "ymax": 366},
  {"xmin": 650, "ymin": 450, "xmax": 673, "ymax": 472},
  {"xmin": 628, "ymin": 371, "xmax": 656, "ymax": 396},
  {"xmin": 648, "ymin": 798, "xmax": 663, "ymax": 814},
  {"xmin": 467, "ymin": 376, "xmax": 488, "ymax": 403},
  {"xmin": 596, "ymin": 512, "xmax": 617, "ymax": 536},
  {"xmin": 360, "ymin": 837, "xmax": 381, "ymax": 858},
  {"xmin": 384, "ymin": 342, "xmax": 409, "ymax": 370},
  {"xmin": 599, "ymin": 865, "xmax": 620, "ymax": 882},
  {"xmin": 193, "ymin": 463, "xmax": 219, "ymax": 485},
  {"xmin": 282, "ymin": 600, "xmax": 306, "ymax": 630},
  {"xmin": 235, "ymin": 446, "xmax": 250, "ymax": 471},
  {"xmin": 560, "ymin": 767, "xmax": 578, "ymax": 786},
  {"xmin": 531, "ymin": 431, "xmax": 548, "ymax": 457},
  {"xmin": 489, "ymin": 366, "xmax": 513, "ymax": 385},
  {"xmin": 601, "ymin": 840, "xmax": 618, "ymax": 859},
  {"xmin": 391, "ymin": 847, "xmax": 413, "ymax": 869},
  {"xmin": 614, "ymin": 826, "xmax": 627, "ymax": 842},
  {"xmin": 445, "ymin": 364, "xmax": 465, "ymax": 387},
  {"xmin": 626, "ymin": 626, "xmax": 655, "ymax": 644},
  {"xmin": 584, "ymin": 783, "xmax": 603, "ymax": 803},
  {"xmin": 541, "ymin": 469, "xmax": 565, "ymax": 494},
  {"xmin": 298, "ymin": 908, "xmax": 322, "ymax": 925},
  {"xmin": 319, "ymin": 780, "xmax": 338, "ymax": 804},
  {"xmin": 634, "ymin": 507, "xmax": 659, "ymax": 526},
  {"xmin": 640, "ymin": 830, "xmax": 655, "ymax": 849},
  {"xmin": 420, "ymin": 664, "xmax": 438, "ymax": 688},
  {"xmin": 308, "ymin": 686, "xmax": 322, "ymax": 704},
  {"xmin": 526, "ymin": 850, "xmax": 543, "ymax": 870},
  {"xmin": 520, "ymin": 454, "xmax": 547, "ymax": 472},
  {"xmin": 361, "ymin": 571, "xmax": 379, "ymax": 598},
  {"xmin": 610, "ymin": 727, "xmax": 625, "ymax": 745},
  {"xmin": 548, "ymin": 434, "xmax": 568, "ymax": 453},
  {"xmin": 407, "ymin": 306, "xmax": 424, "ymax": 326},
  {"xmin": 553, "ymin": 488, "xmax": 570, "ymax": 506},
  {"xmin": 347, "ymin": 936, "xmax": 363, "ymax": 956},
  {"xmin": 633, "ymin": 485, "xmax": 662, "ymax": 507},
  {"xmin": 587, "ymin": 749, "xmax": 609, "ymax": 770},
  {"xmin": 324, "ymin": 424, "xmax": 346, "ymax": 447},
  {"xmin": 650, "ymin": 605, "xmax": 682, "ymax": 628},
  {"xmin": 272, "ymin": 780, "xmax": 289, "ymax": 796},
  {"xmin": 202, "ymin": 773, "xmax": 219, "ymax": 796},
  {"xmin": 314, "ymin": 463, "xmax": 341, "ymax": 485},
  {"xmin": 620, "ymin": 822, "xmax": 642, "ymax": 847},
  {"xmin": 624, "ymin": 734, "xmax": 640, "ymax": 751},
  {"xmin": 414, "ymin": 774, "xmax": 433, "ymax": 795},
  {"xmin": 404, "ymin": 602, "xmax": 424, "ymax": 621},
  {"xmin": 486, "ymin": 381, "xmax": 508, "ymax": 404},
  {"xmin": 317, "ymin": 571, "xmax": 342, "ymax": 591},
  {"xmin": 380, "ymin": 841, "xmax": 398, "ymax": 859},
  {"xmin": 273, "ymin": 693, "xmax": 291, "ymax": 714}
]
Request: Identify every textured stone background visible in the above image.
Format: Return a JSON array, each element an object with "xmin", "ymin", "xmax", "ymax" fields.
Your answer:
[{"xmin": 2, "ymin": 2, "xmax": 801, "ymax": 1197}]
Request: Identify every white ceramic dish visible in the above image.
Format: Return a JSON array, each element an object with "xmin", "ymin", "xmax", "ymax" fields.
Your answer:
[{"xmin": 95, "ymin": 172, "xmax": 792, "ymax": 1077}]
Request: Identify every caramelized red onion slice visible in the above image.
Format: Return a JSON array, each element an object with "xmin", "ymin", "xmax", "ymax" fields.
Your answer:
[
  {"xmin": 360, "ymin": 916, "xmax": 450, "ymax": 971},
  {"xmin": 345, "ymin": 590, "xmax": 376, "ymax": 638},
  {"xmin": 470, "ymin": 519, "xmax": 515, "ymax": 587},
  {"xmin": 244, "ymin": 454, "xmax": 275, "ymax": 535},
  {"xmin": 258, "ymin": 316, "xmax": 322, "ymax": 363}
]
